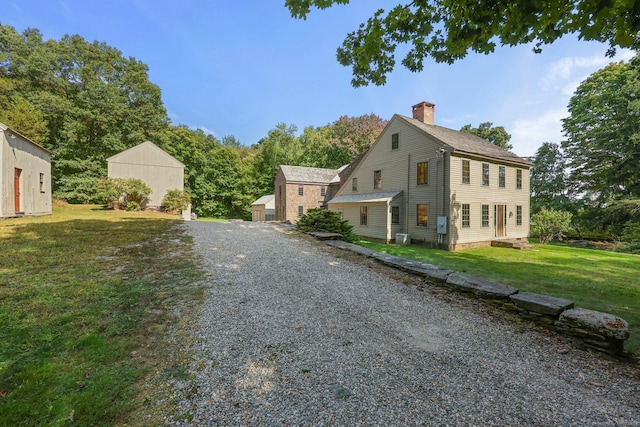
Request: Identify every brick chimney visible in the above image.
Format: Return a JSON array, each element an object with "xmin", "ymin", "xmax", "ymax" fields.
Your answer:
[{"xmin": 412, "ymin": 101, "xmax": 435, "ymax": 124}]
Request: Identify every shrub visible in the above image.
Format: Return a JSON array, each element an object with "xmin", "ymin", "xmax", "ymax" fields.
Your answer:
[
  {"xmin": 296, "ymin": 208, "xmax": 357, "ymax": 242},
  {"xmin": 96, "ymin": 177, "xmax": 151, "ymax": 211},
  {"xmin": 162, "ymin": 189, "xmax": 191, "ymax": 214},
  {"xmin": 530, "ymin": 208, "xmax": 573, "ymax": 244}
]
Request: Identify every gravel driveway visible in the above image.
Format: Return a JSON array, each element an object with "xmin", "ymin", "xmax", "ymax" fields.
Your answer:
[{"xmin": 162, "ymin": 221, "xmax": 639, "ymax": 426}]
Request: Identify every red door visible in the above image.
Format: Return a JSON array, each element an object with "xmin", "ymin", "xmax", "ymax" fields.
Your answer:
[{"xmin": 14, "ymin": 168, "xmax": 22, "ymax": 212}]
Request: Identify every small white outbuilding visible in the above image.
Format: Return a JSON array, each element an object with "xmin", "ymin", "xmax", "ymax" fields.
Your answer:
[
  {"xmin": 107, "ymin": 141, "xmax": 184, "ymax": 208},
  {"xmin": 0, "ymin": 122, "xmax": 52, "ymax": 218}
]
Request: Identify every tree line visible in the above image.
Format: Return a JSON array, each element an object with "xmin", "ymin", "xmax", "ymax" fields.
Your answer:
[
  {"xmin": 530, "ymin": 54, "xmax": 640, "ymax": 250},
  {"xmin": 0, "ymin": 24, "xmax": 386, "ymax": 219}
]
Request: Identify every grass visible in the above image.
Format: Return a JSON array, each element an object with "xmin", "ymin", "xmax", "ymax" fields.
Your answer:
[
  {"xmin": 358, "ymin": 239, "xmax": 640, "ymax": 353},
  {"xmin": 0, "ymin": 205, "xmax": 204, "ymax": 426}
]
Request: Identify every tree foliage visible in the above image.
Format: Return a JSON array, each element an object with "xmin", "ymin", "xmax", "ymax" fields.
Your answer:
[
  {"xmin": 286, "ymin": 0, "xmax": 639, "ymax": 86},
  {"xmin": 460, "ymin": 122, "xmax": 512, "ymax": 150},
  {"xmin": 562, "ymin": 55, "xmax": 640, "ymax": 203},
  {"xmin": 97, "ymin": 177, "xmax": 151, "ymax": 211},
  {"xmin": 530, "ymin": 208, "xmax": 573, "ymax": 244},
  {"xmin": 0, "ymin": 23, "xmax": 385, "ymax": 220},
  {"xmin": 296, "ymin": 207, "xmax": 357, "ymax": 242},
  {"xmin": 161, "ymin": 189, "xmax": 191, "ymax": 214},
  {"xmin": 530, "ymin": 142, "xmax": 571, "ymax": 214},
  {"xmin": 0, "ymin": 24, "xmax": 169, "ymax": 202}
]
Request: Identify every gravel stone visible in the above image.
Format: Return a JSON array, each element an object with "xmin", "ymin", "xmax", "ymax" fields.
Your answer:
[{"xmin": 159, "ymin": 221, "xmax": 640, "ymax": 426}]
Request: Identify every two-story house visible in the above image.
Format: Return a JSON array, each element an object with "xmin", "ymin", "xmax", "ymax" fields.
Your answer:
[
  {"xmin": 274, "ymin": 165, "xmax": 339, "ymax": 223},
  {"xmin": 328, "ymin": 102, "xmax": 532, "ymax": 251}
]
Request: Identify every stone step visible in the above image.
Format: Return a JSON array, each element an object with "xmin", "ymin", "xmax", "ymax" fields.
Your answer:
[{"xmin": 510, "ymin": 292, "xmax": 574, "ymax": 316}]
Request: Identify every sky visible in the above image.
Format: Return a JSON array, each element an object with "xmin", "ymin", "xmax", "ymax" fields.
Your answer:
[{"xmin": 4, "ymin": 0, "xmax": 635, "ymax": 157}]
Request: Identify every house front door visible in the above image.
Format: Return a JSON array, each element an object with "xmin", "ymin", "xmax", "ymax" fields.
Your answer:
[
  {"xmin": 14, "ymin": 168, "xmax": 22, "ymax": 213},
  {"xmin": 495, "ymin": 204, "xmax": 506, "ymax": 237}
]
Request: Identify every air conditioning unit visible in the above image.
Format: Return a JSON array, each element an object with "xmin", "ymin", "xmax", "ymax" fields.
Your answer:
[{"xmin": 396, "ymin": 233, "xmax": 411, "ymax": 246}]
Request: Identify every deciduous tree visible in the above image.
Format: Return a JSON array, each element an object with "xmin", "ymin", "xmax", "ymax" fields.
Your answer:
[
  {"xmin": 460, "ymin": 122, "xmax": 512, "ymax": 150},
  {"xmin": 561, "ymin": 54, "xmax": 640, "ymax": 202},
  {"xmin": 530, "ymin": 142, "xmax": 570, "ymax": 213},
  {"xmin": 286, "ymin": 0, "xmax": 639, "ymax": 86}
]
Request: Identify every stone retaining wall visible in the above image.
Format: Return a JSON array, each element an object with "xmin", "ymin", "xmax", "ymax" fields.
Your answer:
[{"xmin": 324, "ymin": 240, "xmax": 631, "ymax": 356}]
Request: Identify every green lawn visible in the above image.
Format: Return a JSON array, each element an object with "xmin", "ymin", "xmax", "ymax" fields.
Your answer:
[
  {"xmin": 0, "ymin": 205, "xmax": 204, "ymax": 426},
  {"xmin": 358, "ymin": 239, "xmax": 640, "ymax": 353}
]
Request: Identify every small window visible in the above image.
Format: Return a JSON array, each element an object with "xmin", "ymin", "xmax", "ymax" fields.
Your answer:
[
  {"xmin": 499, "ymin": 166, "xmax": 506, "ymax": 188},
  {"xmin": 320, "ymin": 186, "xmax": 326, "ymax": 196},
  {"xmin": 374, "ymin": 170, "xmax": 382, "ymax": 189},
  {"xmin": 352, "ymin": 177, "xmax": 358, "ymax": 192},
  {"xmin": 39, "ymin": 173, "xmax": 45, "ymax": 193},
  {"xmin": 298, "ymin": 206, "xmax": 303, "ymax": 216},
  {"xmin": 417, "ymin": 204, "xmax": 428, "ymax": 227},
  {"xmin": 516, "ymin": 205, "xmax": 523, "ymax": 226},
  {"xmin": 482, "ymin": 204, "xmax": 489, "ymax": 227},
  {"xmin": 392, "ymin": 133, "xmax": 399, "ymax": 150},
  {"xmin": 298, "ymin": 185, "xmax": 304, "ymax": 196},
  {"xmin": 462, "ymin": 204, "xmax": 470, "ymax": 228},
  {"xmin": 279, "ymin": 185, "xmax": 282, "ymax": 197},
  {"xmin": 462, "ymin": 159, "xmax": 470, "ymax": 184},
  {"xmin": 360, "ymin": 206, "xmax": 368, "ymax": 225},
  {"xmin": 482, "ymin": 163, "xmax": 490, "ymax": 186},
  {"xmin": 391, "ymin": 206, "xmax": 400, "ymax": 224},
  {"xmin": 516, "ymin": 169, "xmax": 522, "ymax": 189},
  {"xmin": 417, "ymin": 162, "xmax": 428, "ymax": 185}
]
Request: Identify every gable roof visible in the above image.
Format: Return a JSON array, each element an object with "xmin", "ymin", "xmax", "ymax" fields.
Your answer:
[
  {"xmin": 279, "ymin": 165, "xmax": 338, "ymax": 184},
  {"xmin": 107, "ymin": 141, "xmax": 184, "ymax": 167},
  {"xmin": 252, "ymin": 194, "xmax": 275, "ymax": 206},
  {"xmin": 329, "ymin": 191, "xmax": 403, "ymax": 204},
  {"xmin": 0, "ymin": 122, "xmax": 52, "ymax": 155},
  {"xmin": 396, "ymin": 115, "xmax": 532, "ymax": 167}
]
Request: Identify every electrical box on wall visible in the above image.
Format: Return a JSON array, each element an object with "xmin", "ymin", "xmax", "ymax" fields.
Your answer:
[{"xmin": 437, "ymin": 216, "xmax": 448, "ymax": 234}]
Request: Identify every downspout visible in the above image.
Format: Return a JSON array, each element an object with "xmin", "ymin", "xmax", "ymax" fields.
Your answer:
[{"xmin": 406, "ymin": 154, "xmax": 411, "ymax": 233}]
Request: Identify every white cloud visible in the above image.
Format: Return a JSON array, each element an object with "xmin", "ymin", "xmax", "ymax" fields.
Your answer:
[
  {"xmin": 510, "ymin": 108, "xmax": 568, "ymax": 157},
  {"xmin": 541, "ymin": 49, "xmax": 635, "ymax": 94}
]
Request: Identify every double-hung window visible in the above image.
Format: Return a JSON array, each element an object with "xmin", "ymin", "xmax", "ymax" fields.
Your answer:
[
  {"xmin": 482, "ymin": 163, "xmax": 490, "ymax": 186},
  {"xmin": 392, "ymin": 133, "xmax": 399, "ymax": 150},
  {"xmin": 298, "ymin": 185, "xmax": 304, "ymax": 196},
  {"xmin": 391, "ymin": 206, "xmax": 400, "ymax": 224},
  {"xmin": 516, "ymin": 169, "xmax": 522, "ymax": 189},
  {"xmin": 417, "ymin": 204, "xmax": 428, "ymax": 227},
  {"xmin": 482, "ymin": 204, "xmax": 489, "ymax": 227},
  {"xmin": 499, "ymin": 166, "xmax": 506, "ymax": 188},
  {"xmin": 352, "ymin": 177, "xmax": 358, "ymax": 191},
  {"xmin": 417, "ymin": 162, "xmax": 428, "ymax": 185},
  {"xmin": 462, "ymin": 204, "xmax": 470, "ymax": 228},
  {"xmin": 462, "ymin": 160, "xmax": 470, "ymax": 184},
  {"xmin": 360, "ymin": 206, "xmax": 368, "ymax": 225},
  {"xmin": 374, "ymin": 170, "xmax": 382, "ymax": 189}
]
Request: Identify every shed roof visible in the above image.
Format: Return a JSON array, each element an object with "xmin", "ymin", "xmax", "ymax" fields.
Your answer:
[
  {"xmin": 107, "ymin": 141, "xmax": 184, "ymax": 167},
  {"xmin": 252, "ymin": 194, "xmax": 275, "ymax": 206},
  {"xmin": 328, "ymin": 191, "xmax": 403, "ymax": 204},
  {"xmin": 280, "ymin": 165, "xmax": 338, "ymax": 184},
  {"xmin": 0, "ymin": 122, "xmax": 52, "ymax": 155},
  {"xmin": 397, "ymin": 115, "xmax": 532, "ymax": 167}
]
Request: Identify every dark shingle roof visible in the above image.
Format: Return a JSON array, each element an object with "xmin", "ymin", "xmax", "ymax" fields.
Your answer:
[
  {"xmin": 397, "ymin": 115, "xmax": 532, "ymax": 166},
  {"xmin": 280, "ymin": 165, "xmax": 339, "ymax": 184}
]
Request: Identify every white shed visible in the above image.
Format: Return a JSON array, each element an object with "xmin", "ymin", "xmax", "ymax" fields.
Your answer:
[
  {"xmin": 251, "ymin": 194, "xmax": 275, "ymax": 221},
  {"xmin": 0, "ymin": 122, "xmax": 52, "ymax": 218},
  {"xmin": 107, "ymin": 141, "xmax": 184, "ymax": 208}
]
